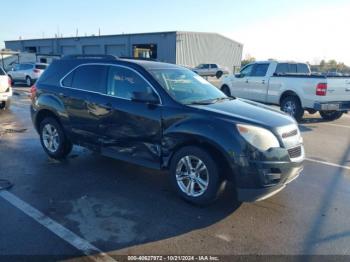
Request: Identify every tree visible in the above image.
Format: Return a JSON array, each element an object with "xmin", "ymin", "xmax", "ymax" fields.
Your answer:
[{"xmin": 241, "ymin": 54, "xmax": 256, "ymax": 67}]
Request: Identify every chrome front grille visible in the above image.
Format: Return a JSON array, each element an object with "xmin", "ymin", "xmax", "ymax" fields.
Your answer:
[
  {"xmin": 288, "ymin": 146, "xmax": 302, "ymax": 158},
  {"xmin": 277, "ymin": 124, "xmax": 304, "ymax": 161}
]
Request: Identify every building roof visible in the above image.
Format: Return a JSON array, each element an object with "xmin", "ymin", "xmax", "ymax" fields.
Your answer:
[{"xmin": 5, "ymin": 31, "xmax": 241, "ymax": 45}]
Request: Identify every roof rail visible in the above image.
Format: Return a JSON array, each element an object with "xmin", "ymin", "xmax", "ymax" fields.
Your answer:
[
  {"xmin": 119, "ymin": 56, "xmax": 158, "ymax": 62},
  {"xmin": 61, "ymin": 54, "xmax": 118, "ymax": 60}
]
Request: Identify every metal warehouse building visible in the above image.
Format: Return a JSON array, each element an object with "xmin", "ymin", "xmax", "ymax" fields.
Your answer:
[{"xmin": 5, "ymin": 31, "xmax": 243, "ymax": 73}]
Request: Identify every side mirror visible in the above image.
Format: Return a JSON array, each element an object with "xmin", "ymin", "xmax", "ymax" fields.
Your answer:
[
  {"xmin": 131, "ymin": 91, "xmax": 159, "ymax": 104},
  {"xmin": 235, "ymin": 73, "xmax": 243, "ymax": 78}
]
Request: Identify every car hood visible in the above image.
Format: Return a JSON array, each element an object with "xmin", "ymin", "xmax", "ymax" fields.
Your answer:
[{"xmin": 190, "ymin": 98, "xmax": 296, "ymax": 129}]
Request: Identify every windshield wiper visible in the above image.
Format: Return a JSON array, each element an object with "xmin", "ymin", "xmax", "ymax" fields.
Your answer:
[
  {"xmin": 187, "ymin": 97, "xmax": 233, "ymax": 105},
  {"xmin": 209, "ymin": 97, "xmax": 234, "ymax": 103},
  {"xmin": 187, "ymin": 100, "xmax": 214, "ymax": 105}
]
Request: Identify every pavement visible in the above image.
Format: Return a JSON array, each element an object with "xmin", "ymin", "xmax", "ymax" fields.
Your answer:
[{"xmin": 0, "ymin": 86, "xmax": 349, "ymax": 260}]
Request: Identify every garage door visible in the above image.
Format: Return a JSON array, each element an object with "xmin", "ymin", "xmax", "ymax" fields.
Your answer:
[
  {"xmin": 82, "ymin": 45, "xmax": 102, "ymax": 54},
  {"xmin": 39, "ymin": 46, "xmax": 52, "ymax": 54},
  {"xmin": 105, "ymin": 45, "xmax": 126, "ymax": 57},
  {"xmin": 61, "ymin": 46, "xmax": 77, "ymax": 55}
]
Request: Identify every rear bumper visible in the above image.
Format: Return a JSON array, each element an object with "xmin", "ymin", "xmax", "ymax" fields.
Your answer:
[
  {"xmin": 313, "ymin": 101, "xmax": 350, "ymax": 111},
  {"xmin": 0, "ymin": 88, "xmax": 12, "ymax": 102}
]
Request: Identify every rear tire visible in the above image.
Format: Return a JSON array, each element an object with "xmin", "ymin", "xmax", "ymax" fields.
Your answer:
[
  {"xmin": 39, "ymin": 117, "xmax": 72, "ymax": 159},
  {"xmin": 221, "ymin": 85, "xmax": 231, "ymax": 97},
  {"xmin": 280, "ymin": 96, "xmax": 304, "ymax": 122},
  {"xmin": 216, "ymin": 71, "xmax": 223, "ymax": 79},
  {"xmin": 26, "ymin": 76, "xmax": 32, "ymax": 87},
  {"xmin": 319, "ymin": 111, "xmax": 343, "ymax": 121},
  {"xmin": 169, "ymin": 146, "xmax": 223, "ymax": 206}
]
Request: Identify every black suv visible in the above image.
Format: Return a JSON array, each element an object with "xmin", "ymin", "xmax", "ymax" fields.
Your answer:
[{"xmin": 31, "ymin": 55, "xmax": 304, "ymax": 205}]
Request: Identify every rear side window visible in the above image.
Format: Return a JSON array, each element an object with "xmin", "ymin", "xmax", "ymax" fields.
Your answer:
[
  {"xmin": 211, "ymin": 64, "xmax": 218, "ymax": 68},
  {"xmin": 20, "ymin": 64, "xmax": 33, "ymax": 70},
  {"xmin": 251, "ymin": 64, "xmax": 269, "ymax": 77},
  {"xmin": 297, "ymin": 63, "xmax": 309, "ymax": 74},
  {"xmin": 35, "ymin": 64, "xmax": 48, "ymax": 70},
  {"xmin": 107, "ymin": 66, "xmax": 153, "ymax": 99},
  {"xmin": 69, "ymin": 65, "xmax": 108, "ymax": 93},
  {"xmin": 0, "ymin": 67, "xmax": 5, "ymax": 75},
  {"xmin": 289, "ymin": 64, "xmax": 297, "ymax": 73}
]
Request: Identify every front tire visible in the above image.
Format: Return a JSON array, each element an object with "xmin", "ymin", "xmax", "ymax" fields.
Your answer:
[
  {"xmin": 169, "ymin": 146, "xmax": 223, "ymax": 206},
  {"xmin": 39, "ymin": 117, "xmax": 72, "ymax": 159},
  {"xmin": 281, "ymin": 96, "xmax": 304, "ymax": 122},
  {"xmin": 221, "ymin": 85, "xmax": 231, "ymax": 97},
  {"xmin": 319, "ymin": 111, "xmax": 343, "ymax": 121}
]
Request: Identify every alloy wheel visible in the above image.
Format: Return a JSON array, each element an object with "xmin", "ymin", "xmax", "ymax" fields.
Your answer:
[
  {"xmin": 176, "ymin": 155, "xmax": 209, "ymax": 197},
  {"xmin": 283, "ymin": 101, "xmax": 296, "ymax": 117},
  {"xmin": 42, "ymin": 124, "xmax": 60, "ymax": 153}
]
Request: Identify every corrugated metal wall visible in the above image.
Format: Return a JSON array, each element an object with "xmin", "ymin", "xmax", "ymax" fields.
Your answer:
[
  {"xmin": 4, "ymin": 32, "xmax": 177, "ymax": 63},
  {"xmin": 4, "ymin": 32, "xmax": 242, "ymax": 72},
  {"xmin": 176, "ymin": 32, "xmax": 243, "ymax": 73}
]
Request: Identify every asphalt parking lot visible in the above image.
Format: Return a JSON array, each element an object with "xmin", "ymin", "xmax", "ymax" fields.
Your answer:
[{"xmin": 0, "ymin": 86, "xmax": 349, "ymax": 260}]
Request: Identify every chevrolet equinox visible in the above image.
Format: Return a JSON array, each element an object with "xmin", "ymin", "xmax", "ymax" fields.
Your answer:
[{"xmin": 30, "ymin": 55, "xmax": 304, "ymax": 205}]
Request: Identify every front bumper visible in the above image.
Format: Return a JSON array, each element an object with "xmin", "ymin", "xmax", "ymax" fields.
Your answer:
[
  {"xmin": 314, "ymin": 101, "xmax": 350, "ymax": 111},
  {"xmin": 237, "ymin": 162, "xmax": 303, "ymax": 201},
  {"xmin": 234, "ymin": 145, "xmax": 304, "ymax": 202}
]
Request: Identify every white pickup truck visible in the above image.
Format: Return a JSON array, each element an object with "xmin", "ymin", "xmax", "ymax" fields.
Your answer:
[
  {"xmin": 220, "ymin": 61, "xmax": 350, "ymax": 121},
  {"xmin": 0, "ymin": 66, "xmax": 12, "ymax": 110}
]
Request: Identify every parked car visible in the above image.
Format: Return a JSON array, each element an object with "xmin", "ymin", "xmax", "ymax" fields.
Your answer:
[
  {"xmin": 0, "ymin": 66, "xmax": 12, "ymax": 110},
  {"xmin": 31, "ymin": 55, "xmax": 304, "ymax": 205},
  {"xmin": 192, "ymin": 63, "xmax": 229, "ymax": 78},
  {"xmin": 220, "ymin": 61, "xmax": 350, "ymax": 121},
  {"xmin": 7, "ymin": 62, "xmax": 48, "ymax": 86}
]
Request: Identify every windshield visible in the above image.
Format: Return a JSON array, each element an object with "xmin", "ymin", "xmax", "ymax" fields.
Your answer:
[{"xmin": 149, "ymin": 68, "xmax": 229, "ymax": 105}]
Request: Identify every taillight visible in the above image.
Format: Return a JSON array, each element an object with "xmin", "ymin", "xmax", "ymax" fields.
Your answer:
[
  {"xmin": 316, "ymin": 83, "xmax": 327, "ymax": 96},
  {"xmin": 33, "ymin": 69, "xmax": 40, "ymax": 73},
  {"xmin": 30, "ymin": 84, "xmax": 37, "ymax": 100},
  {"xmin": 7, "ymin": 76, "xmax": 11, "ymax": 87}
]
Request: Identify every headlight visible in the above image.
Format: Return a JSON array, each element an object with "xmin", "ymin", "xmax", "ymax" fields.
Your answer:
[{"xmin": 237, "ymin": 124, "xmax": 280, "ymax": 151}]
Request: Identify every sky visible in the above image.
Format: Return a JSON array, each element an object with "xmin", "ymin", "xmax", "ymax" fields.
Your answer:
[{"xmin": 1, "ymin": 0, "xmax": 349, "ymax": 65}]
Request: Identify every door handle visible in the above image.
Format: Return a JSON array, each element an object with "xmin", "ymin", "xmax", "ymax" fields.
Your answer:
[
  {"xmin": 245, "ymin": 79, "xmax": 249, "ymax": 83},
  {"xmin": 262, "ymin": 80, "xmax": 265, "ymax": 84},
  {"xmin": 58, "ymin": 92, "xmax": 68, "ymax": 98}
]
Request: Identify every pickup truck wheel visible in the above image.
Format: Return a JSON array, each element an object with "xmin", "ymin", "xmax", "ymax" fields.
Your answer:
[
  {"xmin": 319, "ymin": 111, "xmax": 343, "ymax": 121},
  {"xmin": 221, "ymin": 85, "xmax": 231, "ymax": 96},
  {"xmin": 26, "ymin": 76, "xmax": 32, "ymax": 87},
  {"xmin": 281, "ymin": 96, "xmax": 304, "ymax": 122},
  {"xmin": 39, "ymin": 117, "xmax": 73, "ymax": 159},
  {"xmin": 216, "ymin": 71, "xmax": 223, "ymax": 79},
  {"xmin": 169, "ymin": 146, "xmax": 223, "ymax": 206}
]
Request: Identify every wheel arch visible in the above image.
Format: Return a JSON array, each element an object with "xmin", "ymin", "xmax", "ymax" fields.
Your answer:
[
  {"xmin": 279, "ymin": 90, "xmax": 302, "ymax": 106},
  {"xmin": 35, "ymin": 109, "xmax": 62, "ymax": 132},
  {"xmin": 163, "ymin": 134, "xmax": 236, "ymax": 182}
]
